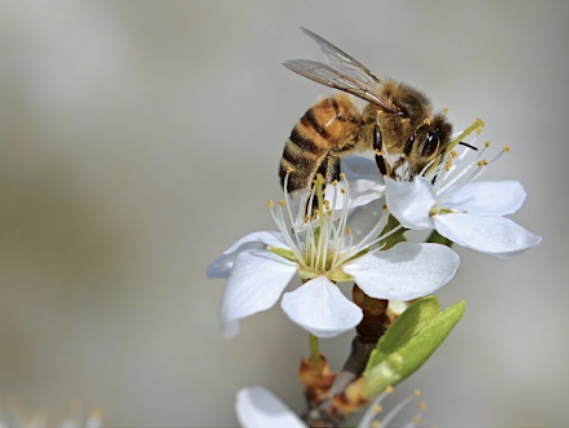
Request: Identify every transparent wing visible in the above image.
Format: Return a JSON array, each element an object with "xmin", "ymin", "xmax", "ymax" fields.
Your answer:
[
  {"xmin": 283, "ymin": 59, "xmax": 398, "ymax": 113},
  {"xmin": 300, "ymin": 27, "xmax": 382, "ymax": 88}
]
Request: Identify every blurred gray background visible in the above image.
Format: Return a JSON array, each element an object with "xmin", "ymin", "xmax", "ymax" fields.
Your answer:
[{"xmin": 0, "ymin": 1, "xmax": 567, "ymax": 427}]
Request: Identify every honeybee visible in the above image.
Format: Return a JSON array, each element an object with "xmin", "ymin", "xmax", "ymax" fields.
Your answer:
[{"xmin": 280, "ymin": 28, "xmax": 453, "ymax": 192}]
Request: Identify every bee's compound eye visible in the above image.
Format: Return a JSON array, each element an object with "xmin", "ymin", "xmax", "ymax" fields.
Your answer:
[
  {"xmin": 421, "ymin": 130, "xmax": 440, "ymax": 157},
  {"xmin": 348, "ymin": 116, "xmax": 357, "ymax": 124}
]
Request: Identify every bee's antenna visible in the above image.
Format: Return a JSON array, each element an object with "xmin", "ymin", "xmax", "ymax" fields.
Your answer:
[{"xmin": 458, "ymin": 141, "xmax": 478, "ymax": 151}]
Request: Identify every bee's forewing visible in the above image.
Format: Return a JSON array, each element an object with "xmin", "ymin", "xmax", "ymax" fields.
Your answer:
[
  {"xmin": 300, "ymin": 27, "xmax": 382, "ymax": 87},
  {"xmin": 283, "ymin": 59, "xmax": 398, "ymax": 114}
]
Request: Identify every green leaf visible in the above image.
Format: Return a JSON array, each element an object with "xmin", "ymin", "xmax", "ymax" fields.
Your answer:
[
  {"xmin": 396, "ymin": 300, "xmax": 465, "ymax": 381},
  {"xmin": 362, "ymin": 298, "xmax": 466, "ymax": 399},
  {"xmin": 360, "ymin": 353, "xmax": 404, "ymax": 401},
  {"xmin": 364, "ymin": 296, "xmax": 440, "ymax": 373}
]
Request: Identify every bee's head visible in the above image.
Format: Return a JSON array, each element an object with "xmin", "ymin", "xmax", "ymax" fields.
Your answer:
[{"xmin": 411, "ymin": 113, "xmax": 453, "ymax": 171}]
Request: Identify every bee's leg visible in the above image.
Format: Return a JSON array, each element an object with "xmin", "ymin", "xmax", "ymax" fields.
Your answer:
[
  {"xmin": 431, "ymin": 148, "xmax": 447, "ymax": 184},
  {"xmin": 373, "ymin": 124, "xmax": 387, "ymax": 176},
  {"xmin": 304, "ymin": 155, "xmax": 339, "ymax": 216},
  {"xmin": 390, "ymin": 133, "xmax": 416, "ymax": 179}
]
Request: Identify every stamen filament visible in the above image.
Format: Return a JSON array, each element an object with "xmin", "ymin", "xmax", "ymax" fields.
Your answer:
[
  {"xmin": 358, "ymin": 392, "xmax": 388, "ymax": 428},
  {"xmin": 283, "ymin": 174, "xmax": 303, "ymax": 251},
  {"xmin": 269, "ymin": 205, "xmax": 304, "ymax": 263},
  {"xmin": 338, "ymin": 210, "xmax": 392, "ymax": 265},
  {"xmin": 378, "ymin": 395, "xmax": 416, "ymax": 427}
]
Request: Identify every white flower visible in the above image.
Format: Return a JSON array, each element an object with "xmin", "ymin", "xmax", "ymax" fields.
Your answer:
[
  {"xmin": 235, "ymin": 386, "xmax": 426, "ymax": 428},
  {"xmin": 208, "ymin": 174, "xmax": 460, "ymax": 339},
  {"xmin": 385, "ymin": 134, "xmax": 541, "ymax": 258}
]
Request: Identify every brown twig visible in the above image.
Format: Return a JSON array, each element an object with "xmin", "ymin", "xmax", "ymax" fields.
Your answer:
[{"xmin": 299, "ymin": 284, "xmax": 392, "ymax": 427}]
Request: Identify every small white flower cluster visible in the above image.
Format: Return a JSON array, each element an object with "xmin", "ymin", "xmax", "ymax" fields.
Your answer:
[
  {"xmin": 0, "ymin": 402, "xmax": 103, "ymax": 428},
  {"xmin": 208, "ymin": 130, "xmax": 540, "ymax": 340}
]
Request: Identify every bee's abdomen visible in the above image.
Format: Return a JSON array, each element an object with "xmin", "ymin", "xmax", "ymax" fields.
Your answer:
[
  {"xmin": 279, "ymin": 94, "xmax": 361, "ymax": 191},
  {"xmin": 280, "ymin": 107, "xmax": 332, "ymax": 191}
]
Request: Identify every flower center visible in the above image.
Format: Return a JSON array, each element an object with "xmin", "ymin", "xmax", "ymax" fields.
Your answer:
[{"xmin": 267, "ymin": 172, "xmax": 393, "ymax": 281}]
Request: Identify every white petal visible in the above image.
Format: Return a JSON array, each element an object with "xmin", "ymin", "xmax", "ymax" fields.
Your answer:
[
  {"xmin": 329, "ymin": 156, "xmax": 385, "ymax": 210},
  {"xmin": 207, "ymin": 231, "xmax": 289, "ymax": 278},
  {"xmin": 281, "ymin": 275, "xmax": 362, "ymax": 338},
  {"xmin": 325, "ymin": 178, "xmax": 384, "ymax": 212},
  {"xmin": 345, "ymin": 199, "xmax": 386, "ymax": 240},
  {"xmin": 434, "ymin": 214, "xmax": 542, "ymax": 258},
  {"xmin": 220, "ymin": 250, "xmax": 297, "ymax": 338},
  {"xmin": 236, "ymin": 387, "xmax": 306, "ymax": 428},
  {"xmin": 343, "ymin": 243, "xmax": 460, "ymax": 301},
  {"xmin": 385, "ymin": 177, "xmax": 436, "ymax": 230},
  {"xmin": 442, "ymin": 180, "xmax": 526, "ymax": 217}
]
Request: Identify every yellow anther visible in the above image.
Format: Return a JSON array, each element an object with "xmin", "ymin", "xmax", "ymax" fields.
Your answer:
[
  {"xmin": 266, "ymin": 199, "xmax": 274, "ymax": 207},
  {"xmin": 451, "ymin": 150, "xmax": 458, "ymax": 158},
  {"xmin": 372, "ymin": 421, "xmax": 381, "ymax": 428},
  {"xmin": 382, "ymin": 204, "xmax": 388, "ymax": 210},
  {"xmin": 286, "ymin": 167, "xmax": 294, "ymax": 174},
  {"xmin": 339, "ymin": 173, "xmax": 346, "ymax": 180},
  {"xmin": 503, "ymin": 145, "xmax": 510, "ymax": 153},
  {"xmin": 477, "ymin": 160, "xmax": 485, "ymax": 167},
  {"xmin": 374, "ymin": 150, "xmax": 382, "ymax": 156},
  {"xmin": 485, "ymin": 141, "xmax": 492, "ymax": 147},
  {"xmin": 413, "ymin": 389, "xmax": 421, "ymax": 398},
  {"xmin": 323, "ymin": 199, "xmax": 331, "ymax": 207},
  {"xmin": 303, "ymin": 215, "xmax": 311, "ymax": 223},
  {"xmin": 332, "ymin": 180, "xmax": 338, "ymax": 186},
  {"xmin": 444, "ymin": 163, "xmax": 452, "ymax": 171},
  {"xmin": 442, "ymin": 107, "xmax": 449, "ymax": 114},
  {"xmin": 413, "ymin": 417, "xmax": 422, "ymax": 425},
  {"xmin": 419, "ymin": 400, "xmax": 427, "ymax": 410},
  {"xmin": 424, "ymin": 118, "xmax": 431, "ymax": 125},
  {"xmin": 278, "ymin": 199, "xmax": 285, "ymax": 207},
  {"xmin": 373, "ymin": 404, "xmax": 383, "ymax": 413},
  {"xmin": 341, "ymin": 188, "xmax": 346, "ymax": 194},
  {"xmin": 483, "ymin": 159, "xmax": 489, "ymax": 166},
  {"xmin": 476, "ymin": 128, "xmax": 483, "ymax": 135},
  {"xmin": 313, "ymin": 209, "xmax": 320, "ymax": 217},
  {"xmin": 385, "ymin": 385, "xmax": 394, "ymax": 394},
  {"xmin": 345, "ymin": 227, "xmax": 352, "ymax": 235}
]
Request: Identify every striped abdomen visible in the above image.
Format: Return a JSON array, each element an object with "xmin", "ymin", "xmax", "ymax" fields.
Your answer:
[{"xmin": 279, "ymin": 93, "xmax": 362, "ymax": 192}]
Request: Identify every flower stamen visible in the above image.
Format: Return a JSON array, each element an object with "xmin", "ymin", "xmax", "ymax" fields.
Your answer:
[{"xmin": 358, "ymin": 387, "xmax": 426, "ymax": 428}]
